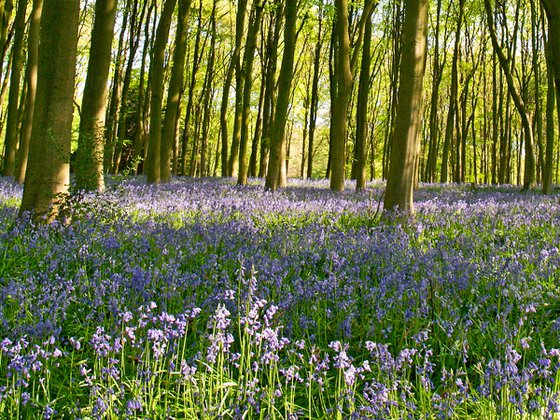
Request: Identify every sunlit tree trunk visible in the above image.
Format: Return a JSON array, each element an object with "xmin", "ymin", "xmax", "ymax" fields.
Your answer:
[
  {"xmin": 2, "ymin": 0, "xmax": 25, "ymax": 177},
  {"xmin": 219, "ymin": 0, "xmax": 247, "ymax": 177},
  {"xmin": 307, "ymin": 3, "xmax": 324, "ymax": 179},
  {"xmin": 160, "ymin": 0, "xmax": 191, "ymax": 182},
  {"xmin": 354, "ymin": 9, "xmax": 372, "ymax": 192},
  {"xmin": 238, "ymin": 0, "xmax": 265, "ymax": 185},
  {"xmin": 265, "ymin": 0, "xmax": 296, "ymax": 191},
  {"xmin": 484, "ymin": 0, "xmax": 535, "ymax": 190},
  {"xmin": 541, "ymin": 0, "xmax": 560, "ymax": 192},
  {"xmin": 104, "ymin": 2, "xmax": 130, "ymax": 172},
  {"xmin": 74, "ymin": 0, "xmax": 117, "ymax": 191},
  {"xmin": 330, "ymin": 0, "xmax": 352, "ymax": 192},
  {"xmin": 132, "ymin": 2, "xmax": 154, "ymax": 176},
  {"xmin": 181, "ymin": 3, "xmax": 204, "ymax": 175},
  {"xmin": 384, "ymin": 0, "xmax": 428, "ymax": 215},
  {"xmin": 0, "ymin": 0, "xmax": 13, "ymax": 55},
  {"xmin": 112, "ymin": 0, "xmax": 147, "ymax": 174},
  {"xmin": 145, "ymin": 0, "xmax": 177, "ymax": 184},
  {"xmin": 440, "ymin": 0, "xmax": 464, "ymax": 183},
  {"xmin": 20, "ymin": 0, "xmax": 80, "ymax": 222},
  {"xmin": 15, "ymin": 0, "xmax": 42, "ymax": 183},
  {"xmin": 200, "ymin": 0, "xmax": 217, "ymax": 177},
  {"xmin": 259, "ymin": 2, "xmax": 282, "ymax": 178}
]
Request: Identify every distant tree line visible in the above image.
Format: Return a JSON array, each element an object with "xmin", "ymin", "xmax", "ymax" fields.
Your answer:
[{"xmin": 0, "ymin": 0, "xmax": 558, "ymax": 220}]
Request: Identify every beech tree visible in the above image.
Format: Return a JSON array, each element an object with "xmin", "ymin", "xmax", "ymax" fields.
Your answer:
[
  {"xmin": 145, "ymin": 0, "xmax": 177, "ymax": 184},
  {"xmin": 20, "ymin": 0, "xmax": 80, "ymax": 222},
  {"xmin": 15, "ymin": 0, "xmax": 42, "ymax": 184},
  {"xmin": 74, "ymin": 0, "xmax": 118, "ymax": 192},
  {"xmin": 265, "ymin": 0, "xmax": 297, "ymax": 191},
  {"xmin": 384, "ymin": 0, "xmax": 428, "ymax": 215}
]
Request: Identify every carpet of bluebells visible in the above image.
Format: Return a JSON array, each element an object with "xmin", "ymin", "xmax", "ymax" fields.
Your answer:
[{"xmin": 1, "ymin": 177, "xmax": 560, "ymax": 419}]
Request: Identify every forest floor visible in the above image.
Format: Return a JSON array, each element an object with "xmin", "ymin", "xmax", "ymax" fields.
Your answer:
[{"xmin": 1, "ymin": 177, "xmax": 560, "ymax": 419}]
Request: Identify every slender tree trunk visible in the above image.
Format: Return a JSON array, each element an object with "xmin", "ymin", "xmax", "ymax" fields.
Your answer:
[
  {"xmin": 330, "ymin": 0, "xmax": 353, "ymax": 192},
  {"xmin": 132, "ymin": 2, "xmax": 154, "ymax": 175},
  {"xmin": 145, "ymin": 0, "xmax": 177, "ymax": 184},
  {"xmin": 424, "ymin": 0, "xmax": 444, "ymax": 183},
  {"xmin": 484, "ymin": 0, "xmax": 535, "ymax": 190},
  {"xmin": 15, "ymin": 0, "xmax": 42, "ymax": 183},
  {"xmin": 354, "ymin": 8, "xmax": 372, "ymax": 192},
  {"xmin": 440, "ymin": 0, "xmax": 464, "ymax": 183},
  {"xmin": 200, "ymin": 0, "xmax": 217, "ymax": 177},
  {"xmin": 104, "ymin": 2, "xmax": 130, "ymax": 172},
  {"xmin": 74, "ymin": 0, "xmax": 118, "ymax": 191},
  {"xmin": 307, "ymin": 4, "xmax": 323, "ymax": 179},
  {"xmin": 249, "ymin": 59, "xmax": 266, "ymax": 178},
  {"xmin": 2, "ymin": 0, "xmax": 25, "ymax": 177},
  {"xmin": 20, "ymin": 0, "xmax": 80, "ymax": 222},
  {"xmin": 180, "ymin": 5, "xmax": 204, "ymax": 175},
  {"xmin": 0, "ymin": 0, "xmax": 13, "ymax": 56},
  {"xmin": 530, "ymin": 0, "xmax": 544, "ymax": 183},
  {"xmin": 384, "ymin": 0, "xmax": 428, "ymax": 215},
  {"xmin": 238, "ymin": 1, "xmax": 265, "ymax": 185},
  {"xmin": 259, "ymin": 1, "xmax": 282, "ymax": 178},
  {"xmin": 542, "ymin": 0, "xmax": 560, "ymax": 192},
  {"xmin": 160, "ymin": 0, "xmax": 191, "ymax": 182},
  {"xmin": 219, "ymin": 0, "xmax": 247, "ymax": 177},
  {"xmin": 265, "ymin": 0, "xmax": 297, "ymax": 191},
  {"xmin": 112, "ymin": 0, "xmax": 147, "ymax": 174}
]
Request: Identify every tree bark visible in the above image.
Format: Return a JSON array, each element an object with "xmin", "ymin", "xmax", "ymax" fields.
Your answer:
[
  {"xmin": 160, "ymin": 0, "xmax": 191, "ymax": 182},
  {"xmin": 484, "ymin": 0, "xmax": 535, "ymax": 190},
  {"xmin": 265, "ymin": 0, "xmax": 297, "ymax": 191},
  {"xmin": 74, "ymin": 0, "xmax": 118, "ymax": 191},
  {"xmin": 237, "ymin": 0, "xmax": 265, "ymax": 185},
  {"xmin": 219, "ymin": 0, "xmax": 247, "ymax": 177},
  {"xmin": 15, "ymin": 0, "xmax": 42, "ymax": 183},
  {"xmin": 2, "ymin": 0, "xmax": 25, "ymax": 177},
  {"xmin": 383, "ymin": 0, "xmax": 428, "ymax": 215},
  {"xmin": 440, "ymin": 0, "xmax": 464, "ymax": 183},
  {"xmin": 329, "ymin": 0, "xmax": 353, "ymax": 192},
  {"xmin": 353, "ymin": 5, "xmax": 372, "ymax": 192},
  {"xmin": 20, "ymin": 0, "xmax": 80, "ymax": 222},
  {"xmin": 145, "ymin": 0, "xmax": 177, "ymax": 184},
  {"xmin": 542, "ymin": 0, "xmax": 560, "ymax": 193}
]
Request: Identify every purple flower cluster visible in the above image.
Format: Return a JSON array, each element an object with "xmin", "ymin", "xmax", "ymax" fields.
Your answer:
[{"xmin": 1, "ymin": 177, "xmax": 560, "ymax": 417}]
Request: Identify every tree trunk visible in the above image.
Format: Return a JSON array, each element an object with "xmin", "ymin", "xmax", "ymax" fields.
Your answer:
[
  {"xmin": 132, "ymin": 2, "xmax": 154, "ymax": 175},
  {"xmin": 238, "ymin": 1, "xmax": 265, "ymax": 185},
  {"xmin": 112, "ymin": 0, "xmax": 147, "ymax": 174},
  {"xmin": 424, "ymin": 0, "xmax": 444, "ymax": 183},
  {"xmin": 104, "ymin": 2, "xmax": 130, "ymax": 172},
  {"xmin": 219, "ymin": 0, "xmax": 247, "ymax": 177},
  {"xmin": 354, "ymin": 6, "xmax": 372, "ymax": 192},
  {"xmin": 264, "ymin": 0, "xmax": 296, "ymax": 191},
  {"xmin": 329, "ymin": 0, "xmax": 353, "ymax": 192},
  {"xmin": 20, "ymin": 0, "xmax": 80, "ymax": 222},
  {"xmin": 440, "ymin": 0, "xmax": 464, "ymax": 183},
  {"xmin": 2, "ymin": 0, "xmax": 25, "ymax": 177},
  {"xmin": 259, "ymin": 1, "xmax": 281, "ymax": 178},
  {"xmin": 15, "ymin": 0, "xmax": 42, "ymax": 183},
  {"xmin": 542, "ymin": 0, "xmax": 560, "ymax": 193},
  {"xmin": 145, "ymin": 0, "xmax": 177, "ymax": 184},
  {"xmin": 306, "ymin": 3, "xmax": 324, "ymax": 179},
  {"xmin": 200, "ymin": 0, "xmax": 217, "ymax": 177},
  {"xmin": 74, "ymin": 0, "xmax": 117, "ymax": 191},
  {"xmin": 0, "ymin": 0, "xmax": 13, "ymax": 56},
  {"xmin": 383, "ymin": 0, "xmax": 428, "ymax": 215},
  {"xmin": 484, "ymin": 0, "xmax": 535, "ymax": 190},
  {"xmin": 160, "ymin": 0, "xmax": 191, "ymax": 182}
]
